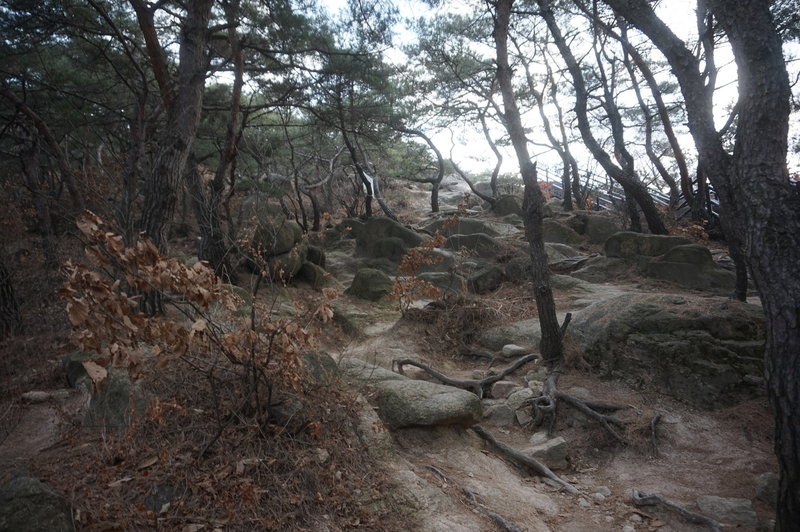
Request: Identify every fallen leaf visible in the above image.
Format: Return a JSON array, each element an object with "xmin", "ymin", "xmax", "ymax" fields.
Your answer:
[
  {"xmin": 137, "ymin": 456, "xmax": 158, "ymax": 470},
  {"xmin": 82, "ymin": 360, "xmax": 108, "ymax": 389}
]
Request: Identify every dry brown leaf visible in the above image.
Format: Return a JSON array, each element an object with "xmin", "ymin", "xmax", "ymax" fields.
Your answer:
[{"xmin": 82, "ymin": 360, "xmax": 108, "ymax": 389}]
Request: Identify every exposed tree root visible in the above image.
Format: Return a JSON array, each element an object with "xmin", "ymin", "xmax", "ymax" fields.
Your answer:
[
  {"xmin": 632, "ymin": 489, "xmax": 722, "ymax": 531},
  {"xmin": 424, "ymin": 465, "xmax": 522, "ymax": 532},
  {"xmin": 393, "ymin": 354, "xmax": 538, "ymax": 398},
  {"xmin": 471, "ymin": 424, "xmax": 579, "ymax": 494},
  {"xmin": 522, "ymin": 370, "xmax": 628, "ymax": 443}
]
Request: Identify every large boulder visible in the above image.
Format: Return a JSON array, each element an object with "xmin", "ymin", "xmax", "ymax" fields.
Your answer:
[
  {"xmin": 504, "ymin": 244, "xmax": 581, "ymax": 282},
  {"xmin": 642, "ymin": 244, "xmax": 736, "ymax": 291},
  {"xmin": 250, "ymin": 217, "xmax": 303, "ymax": 256},
  {"xmin": 567, "ymin": 293, "xmax": 766, "ymax": 407},
  {"xmin": 0, "ymin": 477, "xmax": 74, "ymax": 532},
  {"xmin": 345, "ymin": 268, "xmax": 393, "ymax": 301},
  {"xmin": 491, "ymin": 195, "xmax": 523, "ymax": 216},
  {"xmin": 604, "ymin": 232, "xmax": 691, "ymax": 259},
  {"xmin": 84, "ymin": 368, "xmax": 149, "ymax": 430},
  {"xmin": 466, "ymin": 262, "xmax": 505, "ymax": 294},
  {"xmin": 564, "ymin": 213, "xmax": 623, "ymax": 244},
  {"xmin": 421, "ymin": 218, "xmax": 500, "ymax": 237},
  {"xmin": 445, "ymin": 233, "xmax": 505, "ymax": 258},
  {"xmin": 375, "ymin": 380, "xmax": 482, "ymax": 428},
  {"xmin": 355, "ymin": 217, "xmax": 423, "ymax": 260},
  {"xmin": 542, "ymin": 219, "xmax": 583, "ymax": 245}
]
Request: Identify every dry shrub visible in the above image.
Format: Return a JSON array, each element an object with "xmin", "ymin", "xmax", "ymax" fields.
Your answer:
[
  {"xmin": 47, "ymin": 212, "xmax": 410, "ymax": 530},
  {"xmin": 406, "ymin": 294, "xmax": 500, "ymax": 355}
]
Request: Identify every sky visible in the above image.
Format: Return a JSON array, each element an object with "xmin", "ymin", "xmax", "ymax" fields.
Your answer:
[{"xmin": 314, "ymin": 0, "xmax": 800, "ymax": 180}]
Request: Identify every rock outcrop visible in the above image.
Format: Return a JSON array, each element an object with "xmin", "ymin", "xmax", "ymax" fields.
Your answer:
[{"xmin": 567, "ymin": 293, "xmax": 766, "ymax": 407}]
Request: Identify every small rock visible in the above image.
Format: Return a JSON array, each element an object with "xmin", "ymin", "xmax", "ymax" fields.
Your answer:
[
  {"xmin": 622, "ymin": 526, "xmax": 636, "ymax": 532},
  {"xmin": 755, "ymin": 472, "xmax": 778, "ymax": 507},
  {"xmin": 501, "ymin": 344, "xmax": 530, "ymax": 357},
  {"xmin": 506, "ymin": 387, "xmax": 535, "ymax": 410},
  {"xmin": 524, "ymin": 436, "xmax": 568, "ymax": 470},
  {"xmin": 484, "ymin": 404, "xmax": 515, "ymax": 426},
  {"xmin": 696, "ymin": 495, "xmax": 758, "ymax": 527},
  {"xmin": 592, "ymin": 492, "xmax": 606, "ymax": 501},
  {"xmin": 530, "ymin": 431, "xmax": 549, "ymax": 445},
  {"xmin": 515, "ymin": 409, "xmax": 533, "ymax": 426},
  {"xmin": 21, "ymin": 391, "xmax": 51, "ymax": 403},
  {"xmin": 595, "ymin": 486, "xmax": 612, "ymax": 497},
  {"xmin": 490, "ymin": 380, "xmax": 520, "ymax": 399},
  {"xmin": 628, "ymin": 513, "xmax": 642, "ymax": 523},
  {"xmin": 578, "ymin": 497, "xmax": 591, "ymax": 508},
  {"xmin": 314, "ymin": 448, "xmax": 330, "ymax": 464},
  {"xmin": 527, "ymin": 379, "xmax": 544, "ymax": 394},
  {"xmin": 526, "ymin": 369, "xmax": 548, "ymax": 382}
]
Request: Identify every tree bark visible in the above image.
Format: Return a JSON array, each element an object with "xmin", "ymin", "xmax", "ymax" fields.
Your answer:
[
  {"xmin": 604, "ymin": 0, "xmax": 799, "ymax": 525},
  {"xmin": 0, "ymin": 249, "xmax": 22, "ymax": 340},
  {"xmin": 135, "ymin": 0, "xmax": 213, "ymax": 252},
  {"xmin": 494, "ymin": 0, "xmax": 563, "ymax": 366}
]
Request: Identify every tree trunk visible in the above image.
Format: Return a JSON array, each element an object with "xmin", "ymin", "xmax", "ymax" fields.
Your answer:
[
  {"xmin": 495, "ymin": 0, "xmax": 563, "ymax": 366},
  {"xmin": 604, "ymin": 0, "xmax": 799, "ymax": 525},
  {"xmin": 0, "ymin": 250, "xmax": 22, "ymax": 340},
  {"xmin": 135, "ymin": 0, "xmax": 213, "ymax": 252}
]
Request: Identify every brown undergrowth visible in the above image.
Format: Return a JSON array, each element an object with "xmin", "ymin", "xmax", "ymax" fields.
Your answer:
[
  {"xmin": 33, "ymin": 372, "xmax": 405, "ymax": 531},
  {"xmin": 36, "ymin": 212, "xmax": 411, "ymax": 530}
]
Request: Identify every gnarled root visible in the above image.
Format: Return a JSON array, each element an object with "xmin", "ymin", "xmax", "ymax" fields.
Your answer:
[
  {"xmin": 393, "ymin": 354, "xmax": 538, "ymax": 398},
  {"xmin": 522, "ymin": 371, "xmax": 627, "ymax": 443}
]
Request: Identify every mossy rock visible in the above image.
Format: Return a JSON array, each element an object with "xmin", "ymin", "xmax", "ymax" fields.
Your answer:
[
  {"xmin": 542, "ymin": 219, "xmax": 583, "ymax": 245},
  {"xmin": 0, "ymin": 477, "xmax": 74, "ymax": 532},
  {"xmin": 467, "ymin": 262, "xmax": 505, "ymax": 294},
  {"xmin": 345, "ymin": 268, "xmax": 393, "ymax": 301},
  {"xmin": 421, "ymin": 217, "xmax": 500, "ymax": 237},
  {"xmin": 251, "ymin": 218, "xmax": 303, "ymax": 257},
  {"xmin": 297, "ymin": 262, "xmax": 328, "ymax": 290},
  {"xmin": 445, "ymin": 233, "xmax": 504, "ymax": 258},
  {"xmin": 604, "ymin": 232, "xmax": 691, "ymax": 258},
  {"xmin": 567, "ymin": 293, "xmax": 766, "ymax": 407},
  {"xmin": 492, "ymin": 195, "xmax": 523, "ymax": 216}
]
